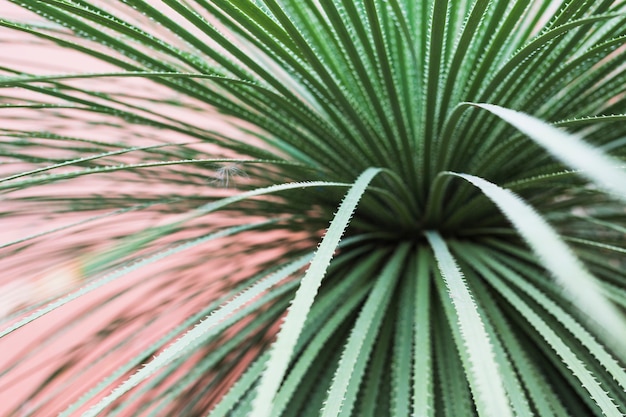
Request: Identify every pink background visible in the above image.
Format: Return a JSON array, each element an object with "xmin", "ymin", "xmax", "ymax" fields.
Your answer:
[{"xmin": 0, "ymin": 3, "xmax": 310, "ymax": 415}]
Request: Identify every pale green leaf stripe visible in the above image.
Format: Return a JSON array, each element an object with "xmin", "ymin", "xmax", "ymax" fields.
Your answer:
[
  {"xmin": 412, "ymin": 248, "xmax": 434, "ymax": 417},
  {"xmin": 425, "ymin": 231, "xmax": 514, "ymax": 417},
  {"xmin": 472, "ymin": 103, "xmax": 626, "ymax": 200},
  {"xmin": 249, "ymin": 167, "xmax": 382, "ymax": 417},
  {"xmin": 82, "ymin": 254, "xmax": 312, "ymax": 417},
  {"xmin": 359, "ymin": 315, "xmax": 392, "ymax": 417},
  {"xmin": 456, "ymin": 243, "xmax": 592, "ymax": 417},
  {"xmin": 270, "ymin": 253, "xmax": 381, "ymax": 417},
  {"xmin": 271, "ymin": 283, "xmax": 371, "ymax": 417},
  {"xmin": 481, "ymin": 249, "xmax": 626, "ymax": 392},
  {"xmin": 322, "ymin": 244, "xmax": 409, "ymax": 417},
  {"xmin": 555, "ymin": 114, "xmax": 626, "ymax": 128},
  {"xmin": 469, "ymin": 276, "xmax": 559, "ymax": 417},
  {"xmin": 391, "ymin": 256, "xmax": 414, "ymax": 417},
  {"xmin": 433, "ymin": 316, "xmax": 474, "ymax": 417},
  {"xmin": 468, "ymin": 280, "xmax": 534, "ymax": 417},
  {"xmin": 479, "ymin": 261, "xmax": 624, "ymax": 417},
  {"xmin": 565, "ymin": 236, "xmax": 626, "ymax": 255},
  {"xmin": 455, "ymin": 173, "xmax": 626, "ymax": 356}
]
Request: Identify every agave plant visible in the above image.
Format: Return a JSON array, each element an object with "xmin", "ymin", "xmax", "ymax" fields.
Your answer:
[{"xmin": 1, "ymin": 0, "xmax": 625, "ymax": 416}]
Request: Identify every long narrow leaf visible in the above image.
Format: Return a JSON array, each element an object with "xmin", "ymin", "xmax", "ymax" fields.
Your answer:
[
  {"xmin": 321, "ymin": 243, "xmax": 409, "ymax": 417},
  {"xmin": 249, "ymin": 167, "xmax": 382, "ymax": 417},
  {"xmin": 425, "ymin": 231, "xmax": 514, "ymax": 417},
  {"xmin": 81, "ymin": 253, "xmax": 312, "ymax": 417},
  {"xmin": 471, "ymin": 103, "xmax": 626, "ymax": 200},
  {"xmin": 454, "ymin": 173, "xmax": 626, "ymax": 356}
]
